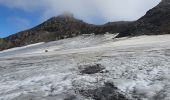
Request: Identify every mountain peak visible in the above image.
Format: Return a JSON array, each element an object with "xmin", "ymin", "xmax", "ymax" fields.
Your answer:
[
  {"xmin": 45, "ymin": 13, "xmax": 78, "ymax": 24},
  {"xmin": 48, "ymin": 12, "xmax": 75, "ymax": 21},
  {"xmin": 58, "ymin": 12, "xmax": 74, "ymax": 18}
]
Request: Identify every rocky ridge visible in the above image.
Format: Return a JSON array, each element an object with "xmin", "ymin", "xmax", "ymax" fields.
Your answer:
[
  {"xmin": 117, "ymin": 0, "xmax": 170, "ymax": 37},
  {"xmin": 0, "ymin": 14, "xmax": 132, "ymax": 51}
]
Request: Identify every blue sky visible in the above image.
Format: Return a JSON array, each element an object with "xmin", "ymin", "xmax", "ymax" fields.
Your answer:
[
  {"xmin": 0, "ymin": 5, "xmax": 42, "ymax": 38},
  {"xmin": 0, "ymin": 0, "xmax": 161, "ymax": 38}
]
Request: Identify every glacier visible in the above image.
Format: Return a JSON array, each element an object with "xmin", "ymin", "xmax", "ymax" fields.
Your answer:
[{"xmin": 1, "ymin": 34, "xmax": 170, "ymax": 100}]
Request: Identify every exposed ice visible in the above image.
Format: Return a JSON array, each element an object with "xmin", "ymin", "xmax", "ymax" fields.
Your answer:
[{"xmin": 1, "ymin": 34, "xmax": 170, "ymax": 100}]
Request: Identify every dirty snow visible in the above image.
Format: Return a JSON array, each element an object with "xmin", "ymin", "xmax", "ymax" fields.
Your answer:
[{"xmin": 1, "ymin": 34, "xmax": 170, "ymax": 100}]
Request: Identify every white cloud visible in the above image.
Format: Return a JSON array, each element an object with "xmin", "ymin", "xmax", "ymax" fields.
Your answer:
[{"xmin": 0, "ymin": 0, "xmax": 161, "ymax": 24}]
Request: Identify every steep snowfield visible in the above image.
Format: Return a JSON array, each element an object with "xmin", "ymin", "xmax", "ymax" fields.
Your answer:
[{"xmin": 1, "ymin": 34, "xmax": 170, "ymax": 100}]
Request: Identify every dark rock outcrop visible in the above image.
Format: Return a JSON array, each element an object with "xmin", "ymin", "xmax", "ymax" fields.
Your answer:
[
  {"xmin": 78, "ymin": 82, "xmax": 128, "ymax": 100},
  {"xmin": 0, "ymin": 14, "xmax": 132, "ymax": 51},
  {"xmin": 117, "ymin": 0, "xmax": 170, "ymax": 37},
  {"xmin": 79, "ymin": 64, "xmax": 105, "ymax": 74}
]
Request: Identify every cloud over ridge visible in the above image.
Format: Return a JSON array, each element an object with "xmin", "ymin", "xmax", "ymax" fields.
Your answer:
[{"xmin": 0, "ymin": 0, "xmax": 161, "ymax": 24}]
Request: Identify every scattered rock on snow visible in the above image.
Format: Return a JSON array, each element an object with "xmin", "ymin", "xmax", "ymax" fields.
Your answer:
[
  {"xmin": 79, "ymin": 64, "xmax": 105, "ymax": 74},
  {"xmin": 78, "ymin": 82, "xmax": 128, "ymax": 100},
  {"xmin": 45, "ymin": 50, "xmax": 48, "ymax": 52}
]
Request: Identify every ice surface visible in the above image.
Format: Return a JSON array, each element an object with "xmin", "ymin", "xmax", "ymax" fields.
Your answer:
[{"xmin": 1, "ymin": 34, "xmax": 170, "ymax": 100}]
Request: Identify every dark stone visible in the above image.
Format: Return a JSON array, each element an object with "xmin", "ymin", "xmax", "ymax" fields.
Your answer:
[
  {"xmin": 79, "ymin": 64, "xmax": 105, "ymax": 74},
  {"xmin": 79, "ymin": 82, "xmax": 129, "ymax": 100},
  {"xmin": 64, "ymin": 95, "xmax": 77, "ymax": 100},
  {"xmin": 45, "ymin": 50, "xmax": 48, "ymax": 52}
]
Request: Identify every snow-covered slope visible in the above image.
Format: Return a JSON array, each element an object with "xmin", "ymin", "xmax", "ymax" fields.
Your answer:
[{"xmin": 1, "ymin": 34, "xmax": 170, "ymax": 100}]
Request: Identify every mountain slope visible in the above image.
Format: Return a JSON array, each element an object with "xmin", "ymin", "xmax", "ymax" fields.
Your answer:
[
  {"xmin": 117, "ymin": 0, "xmax": 170, "ymax": 37},
  {"xmin": 0, "ymin": 14, "xmax": 132, "ymax": 51},
  {"xmin": 1, "ymin": 0, "xmax": 169, "ymax": 50}
]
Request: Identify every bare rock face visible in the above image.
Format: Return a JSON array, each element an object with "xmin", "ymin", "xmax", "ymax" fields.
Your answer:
[
  {"xmin": 117, "ymin": 0, "xmax": 170, "ymax": 37},
  {"xmin": 0, "ymin": 38, "xmax": 3, "ymax": 45}
]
